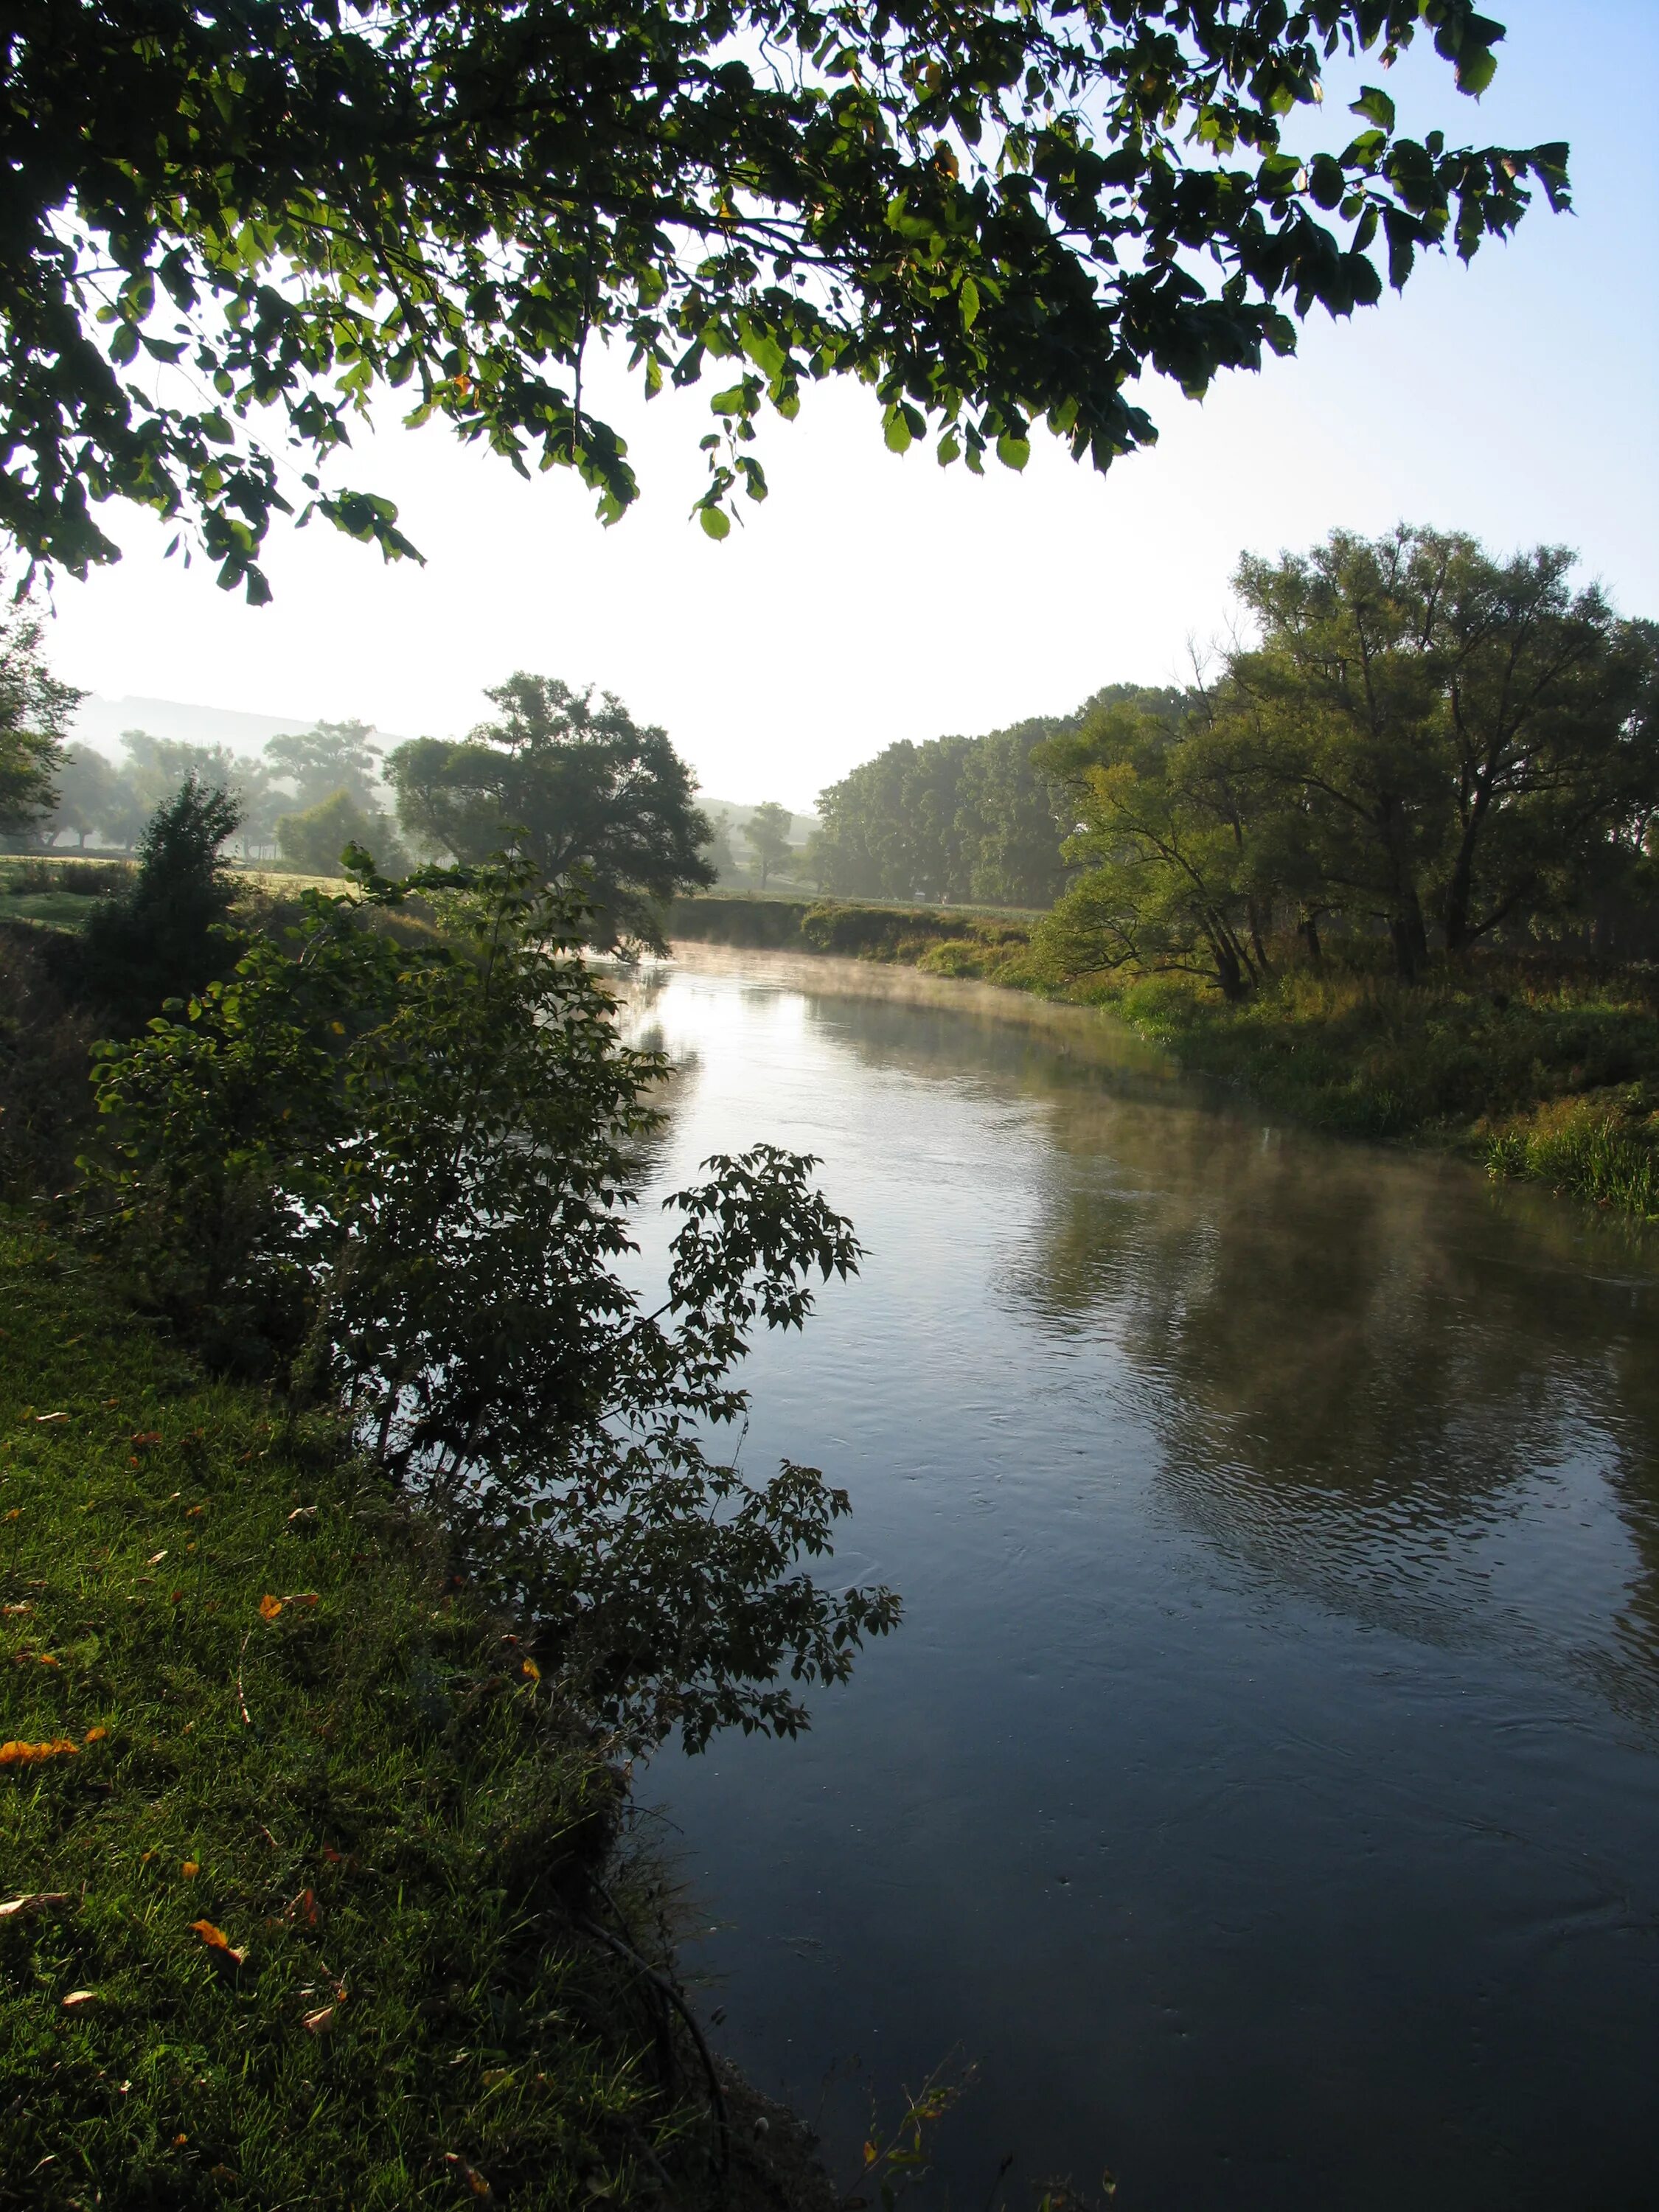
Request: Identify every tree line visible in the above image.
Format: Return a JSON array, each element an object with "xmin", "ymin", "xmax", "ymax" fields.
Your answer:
[{"xmin": 808, "ymin": 526, "xmax": 1656, "ymax": 984}]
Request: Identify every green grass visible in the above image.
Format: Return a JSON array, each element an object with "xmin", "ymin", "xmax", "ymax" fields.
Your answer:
[{"xmin": 0, "ymin": 1225, "xmax": 738, "ymax": 2210}]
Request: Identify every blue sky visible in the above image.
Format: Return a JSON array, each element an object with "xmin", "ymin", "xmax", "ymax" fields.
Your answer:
[{"xmin": 44, "ymin": 0, "xmax": 1659, "ymax": 810}]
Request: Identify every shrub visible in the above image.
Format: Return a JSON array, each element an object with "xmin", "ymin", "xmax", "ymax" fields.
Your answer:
[{"xmin": 80, "ymin": 857, "xmax": 897, "ymax": 1753}]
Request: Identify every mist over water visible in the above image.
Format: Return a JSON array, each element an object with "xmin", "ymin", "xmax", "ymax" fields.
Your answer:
[{"xmin": 615, "ymin": 946, "xmax": 1659, "ymax": 2212}]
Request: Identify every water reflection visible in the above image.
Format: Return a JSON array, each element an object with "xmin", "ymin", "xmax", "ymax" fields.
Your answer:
[{"xmin": 617, "ymin": 947, "xmax": 1659, "ymax": 2211}]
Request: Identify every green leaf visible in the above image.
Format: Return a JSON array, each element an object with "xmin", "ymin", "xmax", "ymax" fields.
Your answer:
[
  {"xmin": 1349, "ymin": 86, "xmax": 1396, "ymax": 132},
  {"xmin": 959, "ymin": 277, "xmax": 979, "ymax": 330},
  {"xmin": 883, "ymin": 408, "xmax": 912, "ymax": 454},
  {"xmin": 995, "ymin": 432, "xmax": 1030, "ymax": 472},
  {"xmin": 698, "ymin": 505, "xmax": 731, "ymax": 540}
]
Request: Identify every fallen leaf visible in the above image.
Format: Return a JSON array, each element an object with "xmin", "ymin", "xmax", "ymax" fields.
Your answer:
[
  {"xmin": 35, "ymin": 1652, "xmax": 60, "ymax": 1668},
  {"xmin": 130, "ymin": 1432, "xmax": 161, "ymax": 1449},
  {"xmin": 288, "ymin": 1887, "xmax": 320, "ymax": 1927},
  {"xmin": 258, "ymin": 1594, "xmax": 282, "ymax": 1622},
  {"xmin": 60, "ymin": 1989, "xmax": 98, "ymax": 2009},
  {"xmin": 287, "ymin": 1591, "xmax": 319, "ymax": 1608},
  {"xmin": 189, "ymin": 1919, "xmax": 247, "ymax": 1966},
  {"xmin": 186, "ymin": 1505, "xmax": 204, "ymax": 1518},
  {"xmin": 521, "ymin": 1658, "xmax": 540, "ymax": 1683},
  {"xmin": 147, "ymin": 1551, "xmax": 168, "ymax": 1566},
  {"xmin": 0, "ymin": 1738, "xmax": 79, "ymax": 1766},
  {"xmin": 34, "ymin": 1412, "xmax": 69, "ymax": 1425},
  {"xmin": 287, "ymin": 1506, "xmax": 317, "ymax": 1525},
  {"xmin": 181, "ymin": 1860, "xmax": 199, "ymax": 1879},
  {"xmin": 1, "ymin": 1603, "xmax": 31, "ymax": 1615},
  {"xmin": 302, "ymin": 2005, "xmax": 335, "ymax": 2034},
  {"xmin": 0, "ymin": 1892, "xmax": 69, "ymax": 1921},
  {"xmin": 83, "ymin": 1725, "xmax": 108, "ymax": 1743},
  {"xmin": 444, "ymin": 2154, "xmax": 493, "ymax": 2200}
]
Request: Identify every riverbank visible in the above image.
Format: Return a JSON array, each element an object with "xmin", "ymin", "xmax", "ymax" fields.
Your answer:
[
  {"xmin": 0, "ymin": 1221, "xmax": 835, "ymax": 2211},
  {"xmin": 668, "ymin": 896, "xmax": 1659, "ymax": 1222}
]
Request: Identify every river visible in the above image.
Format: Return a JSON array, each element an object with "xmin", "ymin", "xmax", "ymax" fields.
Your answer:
[{"xmin": 614, "ymin": 944, "xmax": 1659, "ymax": 2211}]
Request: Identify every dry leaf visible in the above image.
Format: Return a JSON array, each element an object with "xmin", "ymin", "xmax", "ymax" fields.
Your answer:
[
  {"xmin": 258, "ymin": 1594, "xmax": 282, "ymax": 1622},
  {"xmin": 60, "ymin": 1989, "xmax": 98, "ymax": 2009},
  {"xmin": 181, "ymin": 1860, "xmax": 199, "ymax": 1879},
  {"xmin": 130, "ymin": 1432, "xmax": 161, "ymax": 1449},
  {"xmin": 147, "ymin": 1551, "xmax": 168, "ymax": 1566},
  {"xmin": 0, "ymin": 1738, "xmax": 79, "ymax": 1766},
  {"xmin": 289, "ymin": 1887, "xmax": 320, "ymax": 1927},
  {"xmin": 2, "ymin": 1603, "xmax": 32, "ymax": 1615},
  {"xmin": 0, "ymin": 1892, "xmax": 69, "ymax": 1921},
  {"xmin": 443, "ymin": 2154, "xmax": 493, "ymax": 2201},
  {"xmin": 302, "ymin": 2004, "xmax": 335, "ymax": 2034},
  {"xmin": 287, "ymin": 1506, "xmax": 317, "ymax": 1525},
  {"xmin": 34, "ymin": 1412, "xmax": 69, "ymax": 1425},
  {"xmin": 186, "ymin": 1505, "xmax": 205, "ymax": 1519},
  {"xmin": 521, "ymin": 1658, "xmax": 540, "ymax": 1683},
  {"xmin": 189, "ymin": 1919, "xmax": 247, "ymax": 1966},
  {"xmin": 288, "ymin": 1591, "xmax": 319, "ymax": 1608},
  {"xmin": 83, "ymin": 1726, "xmax": 108, "ymax": 1744}
]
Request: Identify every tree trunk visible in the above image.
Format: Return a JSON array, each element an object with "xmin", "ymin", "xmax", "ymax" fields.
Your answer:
[{"xmin": 1298, "ymin": 911, "xmax": 1322, "ymax": 964}]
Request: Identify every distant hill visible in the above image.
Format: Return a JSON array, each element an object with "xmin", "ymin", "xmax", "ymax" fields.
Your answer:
[{"xmin": 69, "ymin": 695, "xmax": 405, "ymax": 759}]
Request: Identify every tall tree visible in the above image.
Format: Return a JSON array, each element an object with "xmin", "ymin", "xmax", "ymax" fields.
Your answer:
[
  {"xmin": 744, "ymin": 801, "xmax": 794, "ymax": 890},
  {"xmin": 264, "ymin": 720, "xmax": 385, "ymax": 811},
  {"xmin": 0, "ymin": 593, "xmax": 80, "ymax": 841},
  {"xmin": 3, "ymin": 1, "xmax": 1566, "ymax": 598},
  {"xmin": 386, "ymin": 676, "xmax": 713, "ymax": 949},
  {"xmin": 48, "ymin": 742, "xmax": 119, "ymax": 849}
]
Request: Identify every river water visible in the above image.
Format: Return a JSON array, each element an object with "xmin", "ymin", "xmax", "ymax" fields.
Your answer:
[{"xmin": 616, "ymin": 945, "xmax": 1659, "ymax": 2211}]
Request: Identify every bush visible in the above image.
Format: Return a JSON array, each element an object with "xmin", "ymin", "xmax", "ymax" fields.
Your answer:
[
  {"xmin": 80, "ymin": 858, "xmax": 897, "ymax": 1752},
  {"xmin": 0, "ymin": 926, "xmax": 97, "ymax": 1197},
  {"xmin": 66, "ymin": 779, "xmax": 243, "ymax": 1029},
  {"xmin": 275, "ymin": 787, "xmax": 407, "ymax": 878}
]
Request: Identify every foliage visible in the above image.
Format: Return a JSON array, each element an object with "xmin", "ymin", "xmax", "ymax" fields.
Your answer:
[
  {"xmin": 387, "ymin": 676, "xmax": 714, "ymax": 950},
  {"xmin": 68, "ymin": 777, "xmax": 245, "ymax": 1027},
  {"xmin": 0, "ymin": 1225, "xmax": 761, "ymax": 2209},
  {"xmin": 4, "ymin": 0, "xmax": 1568, "ymax": 596},
  {"xmin": 80, "ymin": 858, "xmax": 897, "ymax": 1751},
  {"xmin": 1484, "ymin": 1089, "xmax": 1659, "ymax": 1220},
  {"xmin": 1034, "ymin": 529, "xmax": 1658, "ymax": 992},
  {"xmin": 742, "ymin": 801, "xmax": 793, "ymax": 890},
  {"xmin": 1227, "ymin": 528, "xmax": 1658, "ymax": 974},
  {"xmin": 263, "ymin": 719, "xmax": 384, "ymax": 811},
  {"xmin": 0, "ymin": 926, "xmax": 97, "ymax": 1196},
  {"xmin": 0, "ymin": 593, "xmax": 80, "ymax": 841},
  {"xmin": 275, "ymin": 786, "xmax": 408, "ymax": 878},
  {"xmin": 812, "ymin": 714, "xmax": 1081, "ymax": 907}
]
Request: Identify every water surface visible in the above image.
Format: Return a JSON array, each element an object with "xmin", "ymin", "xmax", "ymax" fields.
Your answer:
[{"xmin": 619, "ymin": 946, "xmax": 1659, "ymax": 2211}]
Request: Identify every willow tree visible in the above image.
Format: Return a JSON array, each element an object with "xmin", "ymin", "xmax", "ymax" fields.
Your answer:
[{"xmin": 4, "ymin": 1, "xmax": 1566, "ymax": 597}]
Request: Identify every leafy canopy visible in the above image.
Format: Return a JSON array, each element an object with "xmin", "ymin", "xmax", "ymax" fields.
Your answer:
[
  {"xmin": 743, "ymin": 801, "xmax": 793, "ymax": 888},
  {"xmin": 4, "ymin": 0, "xmax": 1567, "ymax": 598},
  {"xmin": 82, "ymin": 858, "xmax": 897, "ymax": 1750},
  {"xmin": 386, "ymin": 675, "xmax": 714, "ymax": 948},
  {"xmin": 0, "ymin": 591, "xmax": 81, "ymax": 838}
]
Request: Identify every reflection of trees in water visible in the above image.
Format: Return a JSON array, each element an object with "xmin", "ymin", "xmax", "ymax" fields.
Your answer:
[{"xmin": 1010, "ymin": 1082, "xmax": 1659, "ymax": 1714}]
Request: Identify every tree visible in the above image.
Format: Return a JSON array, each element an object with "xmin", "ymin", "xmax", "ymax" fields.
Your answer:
[
  {"xmin": 744, "ymin": 801, "xmax": 794, "ymax": 890},
  {"xmin": 1227, "ymin": 527, "xmax": 1658, "ymax": 973},
  {"xmin": 386, "ymin": 675, "xmax": 714, "ymax": 949},
  {"xmin": 49, "ymin": 742, "xmax": 119, "ymax": 849},
  {"xmin": 276, "ymin": 787, "xmax": 408, "ymax": 878},
  {"xmin": 0, "ymin": 593, "xmax": 80, "ymax": 840},
  {"xmin": 71, "ymin": 776, "xmax": 244, "ymax": 1025},
  {"xmin": 83, "ymin": 859, "xmax": 898, "ymax": 1750},
  {"xmin": 1034, "ymin": 700, "xmax": 1272, "ymax": 999},
  {"xmin": 264, "ymin": 720, "xmax": 386, "ymax": 812},
  {"xmin": 112, "ymin": 728, "xmax": 274, "ymax": 858},
  {"xmin": 4, "ymin": 1, "xmax": 1567, "ymax": 598}
]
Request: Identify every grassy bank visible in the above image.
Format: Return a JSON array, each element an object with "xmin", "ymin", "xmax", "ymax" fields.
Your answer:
[
  {"xmin": 0, "ymin": 1224, "xmax": 830, "ymax": 2211},
  {"xmin": 669, "ymin": 895, "xmax": 1659, "ymax": 1222}
]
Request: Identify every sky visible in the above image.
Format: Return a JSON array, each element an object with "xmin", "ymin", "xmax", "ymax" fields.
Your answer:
[{"xmin": 38, "ymin": 0, "xmax": 1659, "ymax": 815}]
